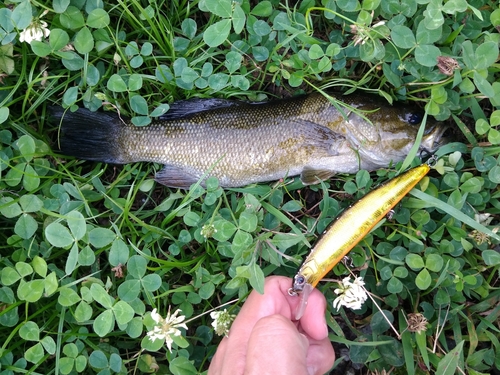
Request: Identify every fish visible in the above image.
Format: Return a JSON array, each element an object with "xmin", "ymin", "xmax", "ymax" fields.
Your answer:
[
  {"xmin": 53, "ymin": 93, "xmax": 447, "ymax": 188},
  {"xmin": 289, "ymin": 163, "xmax": 431, "ymax": 319}
]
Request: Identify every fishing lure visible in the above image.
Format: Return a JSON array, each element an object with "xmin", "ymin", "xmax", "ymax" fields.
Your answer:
[{"xmin": 289, "ymin": 164, "xmax": 431, "ymax": 319}]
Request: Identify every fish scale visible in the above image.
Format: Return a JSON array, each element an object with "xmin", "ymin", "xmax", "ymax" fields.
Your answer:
[
  {"xmin": 120, "ymin": 113, "xmax": 342, "ymax": 186},
  {"xmin": 54, "ymin": 93, "xmax": 448, "ymax": 188}
]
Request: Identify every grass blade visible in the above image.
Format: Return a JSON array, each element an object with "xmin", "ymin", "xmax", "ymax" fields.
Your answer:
[
  {"xmin": 435, "ymin": 340, "xmax": 464, "ymax": 375},
  {"xmin": 409, "ymin": 189, "xmax": 500, "ymax": 242}
]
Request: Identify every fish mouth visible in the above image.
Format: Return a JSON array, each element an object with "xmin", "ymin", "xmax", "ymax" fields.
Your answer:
[{"xmin": 420, "ymin": 123, "xmax": 451, "ymax": 155}]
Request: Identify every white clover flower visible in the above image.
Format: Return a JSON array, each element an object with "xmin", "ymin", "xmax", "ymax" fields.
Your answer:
[
  {"xmin": 333, "ymin": 276, "xmax": 368, "ymax": 310},
  {"xmin": 474, "ymin": 213, "xmax": 493, "ymax": 226},
  {"xmin": 147, "ymin": 308, "xmax": 188, "ymax": 352},
  {"xmin": 468, "ymin": 212, "xmax": 499, "ymax": 245},
  {"xmin": 200, "ymin": 224, "xmax": 217, "ymax": 239},
  {"xmin": 210, "ymin": 309, "xmax": 235, "ymax": 336},
  {"xmin": 350, "ymin": 19, "xmax": 385, "ymax": 46},
  {"xmin": 371, "ymin": 20, "xmax": 386, "ymax": 28},
  {"xmin": 19, "ymin": 19, "xmax": 50, "ymax": 44}
]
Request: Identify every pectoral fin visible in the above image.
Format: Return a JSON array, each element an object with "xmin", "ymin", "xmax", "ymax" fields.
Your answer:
[
  {"xmin": 300, "ymin": 168, "xmax": 336, "ymax": 185},
  {"xmin": 155, "ymin": 165, "xmax": 202, "ymax": 189}
]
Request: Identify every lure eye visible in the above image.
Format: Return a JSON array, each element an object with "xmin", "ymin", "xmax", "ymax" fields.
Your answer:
[
  {"xmin": 291, "ymin": 274, "xmax": 306, "ymax": 293},
  {"xmin": 295, "ymin": 275, "xmax": 305, "ymax": 286},
  {"xmin": 405, "ymin": 112, "xmax": 423, "ymax": 125}
]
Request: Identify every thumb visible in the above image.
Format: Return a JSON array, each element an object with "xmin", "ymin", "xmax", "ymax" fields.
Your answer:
[{"xmin": 243, "ymin": 314, "xmax": 310, "ymax": 375}]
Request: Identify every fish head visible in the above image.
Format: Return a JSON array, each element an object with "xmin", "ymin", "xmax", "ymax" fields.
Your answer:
[
  {"xmin": 342, "ymin": 100, "xmax": 450, "ymax": 169},
  {"xmin": 389, "ymin": 109, "xmax": 450, "ymax": 158},
  {"xmin": 418, "ymin": 117, "xmax": 450, "ymax": 156}
]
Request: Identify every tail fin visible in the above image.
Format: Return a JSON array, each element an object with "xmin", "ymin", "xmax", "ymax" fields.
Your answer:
[{"xmin": 51, "ymin": 107, "xmax": 128, "ymax": 164}]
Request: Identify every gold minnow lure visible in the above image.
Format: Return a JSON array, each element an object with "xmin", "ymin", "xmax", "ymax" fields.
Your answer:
[{"xmin": 289, "ymin": 164, "xmax": 430, "ymax": 319}]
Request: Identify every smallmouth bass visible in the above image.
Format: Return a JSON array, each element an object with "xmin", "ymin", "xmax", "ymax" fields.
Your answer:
[
  {"xmin": 54, "ymin": 93, "xmax": 447, "ymax": 188},
  {"xmin": 289, "ymin": 164, "xmax": 430, "ymax": 319}
]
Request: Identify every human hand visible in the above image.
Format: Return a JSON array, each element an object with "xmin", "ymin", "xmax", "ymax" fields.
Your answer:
[{"xmin": 208, "ymin": 276, "xmax": 334, "ymax": 375}]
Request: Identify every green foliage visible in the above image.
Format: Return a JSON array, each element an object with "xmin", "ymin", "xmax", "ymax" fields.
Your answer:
[{"xmin": 0, "ymin": 0, "xmax": 500, "ymax": 374}]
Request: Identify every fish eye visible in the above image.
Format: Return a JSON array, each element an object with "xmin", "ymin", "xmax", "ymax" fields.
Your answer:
[{"xmin": 405, "ymin": 112, "xmax": 423, "ymax": 125}]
